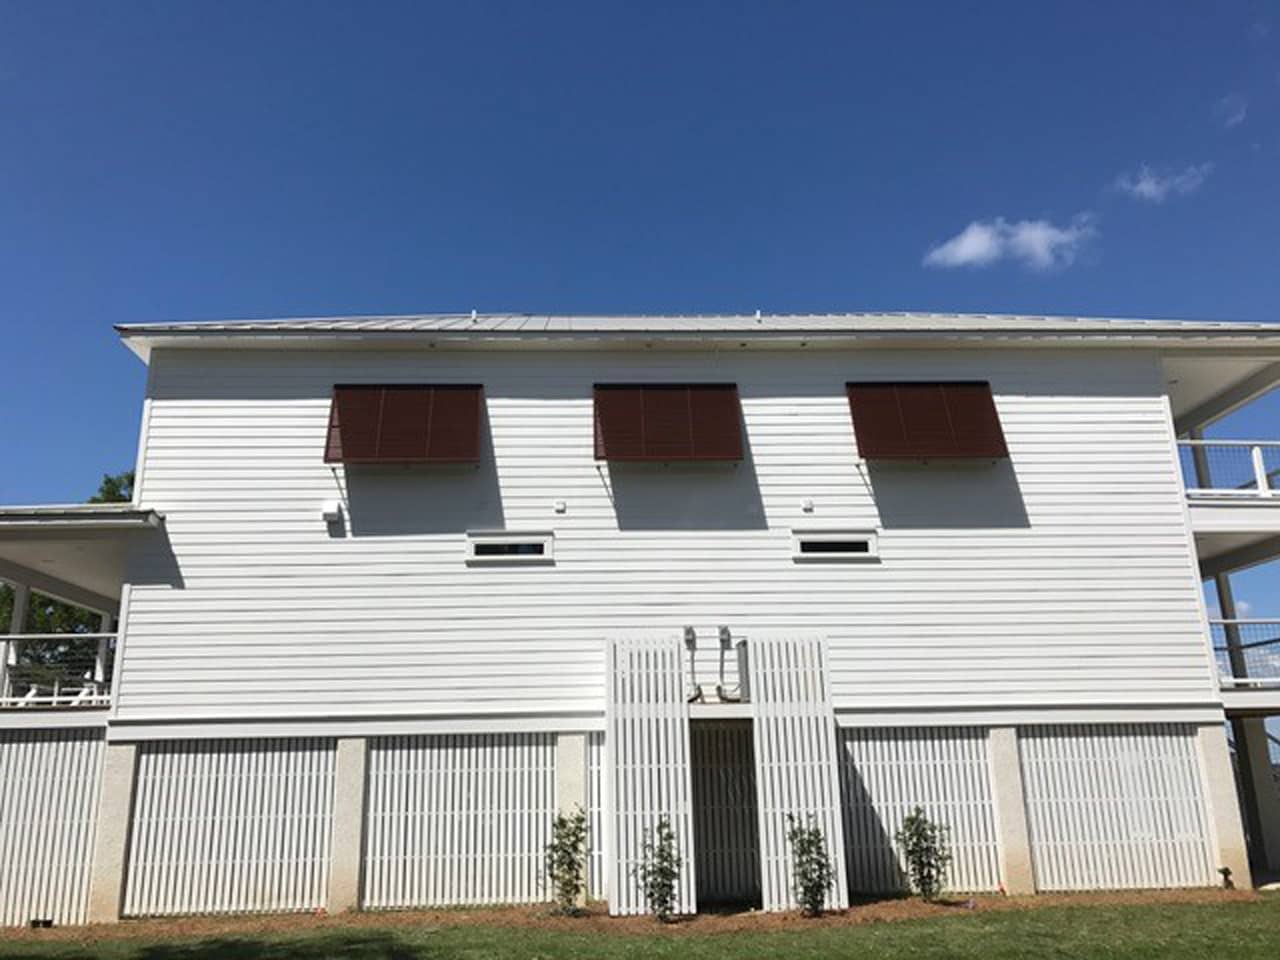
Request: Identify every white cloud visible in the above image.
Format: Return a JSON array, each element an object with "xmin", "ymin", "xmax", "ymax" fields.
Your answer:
[
  {"xmin": 1238, "ymin": 600, "xmax": 1254, "ymax": 616},
  {"xmin": 1215, "ymin": 93, "xmax": 1248, "ymax": 128},
  {"xmin": 922, "ymin": 214, "xmax": 1096, "ymax": 271},
  {"xmin": 1114, "ymin": 163, "xmax": 1213, "ymax": 202}
]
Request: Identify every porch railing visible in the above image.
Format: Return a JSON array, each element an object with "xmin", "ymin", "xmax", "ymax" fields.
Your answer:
[
  {"xmin": 1178, "ymin": 440, "xmax": 1280, "ymax": 496},
  {"xmin": 1210, "ymin": 619, "xmax": 1280, "ymax": 688},
  {"xmin": 0, "ymin": 634, "xmax": 115, "ymax": 708}
]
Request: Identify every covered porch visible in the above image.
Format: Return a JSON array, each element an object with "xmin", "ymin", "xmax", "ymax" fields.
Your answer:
[{"xmin": 0, "ymin": 504, "xmax": 162, "ymax": 713}]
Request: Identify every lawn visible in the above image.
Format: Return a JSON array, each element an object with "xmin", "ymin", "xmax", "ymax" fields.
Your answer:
[{"xmin": 3, "ymin": 895, "xmax": 1278, "ymax": 960}]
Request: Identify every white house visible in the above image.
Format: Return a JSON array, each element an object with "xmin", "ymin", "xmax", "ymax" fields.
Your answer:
[{"xmin": 1, "ymin": 312, "xmax": 1279, "ymax": 924}]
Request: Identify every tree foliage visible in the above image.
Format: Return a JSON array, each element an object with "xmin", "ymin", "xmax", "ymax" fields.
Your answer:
[
  {"xmin": 786, "ymin": 813, "xmax": 836, "ymax": 917},
  {"xmin": 544, "ymin": 806, "xmax": 589, "ymax": 914},
  {"xmin": 635, "ymin": 817, "xmax": 682, "ymax": 922},
  {"xmin": 895, "ymin": 806, "xmax": 953, "ymax": 901}
]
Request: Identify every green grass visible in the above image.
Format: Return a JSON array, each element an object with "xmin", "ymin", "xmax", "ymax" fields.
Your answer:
[{"xmin": 5, "ymin": 898, "xmax": 1279, "ymax": 960}]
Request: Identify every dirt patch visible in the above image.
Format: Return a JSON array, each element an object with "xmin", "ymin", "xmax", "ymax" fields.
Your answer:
[{"xmin": 6, "ymin": 888, "xmax": 1264, "ymax": 946}]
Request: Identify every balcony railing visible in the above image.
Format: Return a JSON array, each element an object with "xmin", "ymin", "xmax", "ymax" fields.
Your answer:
[
  {"xmin": 1210, "ymin": 619, "xmax": 1280, "ymax": 688},
  {"xmin": 0, "ymin": 634, "xmax": 115, "ymax": 708},
  {"xmin": 1179, "ymin": 440, "xmax": 1280, "ymax": 496}
]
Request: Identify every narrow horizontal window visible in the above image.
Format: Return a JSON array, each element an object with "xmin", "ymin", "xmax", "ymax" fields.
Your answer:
[
  {"xmin": 466, "ymin": 531, "xmax": 555, "ymax": 566},
  {"xmin": 792, "ymin": 529, "xmax": 880, "ymax": 563},
  {"xmin": 846, "ymin": 382, "xmax": 1007, "ymax": 460},
  {"xmin": 594, "ymin": 384, "xmax": 744, "ymax": 462},
  {"xmin": 798, "ymin": 539, "xmax": 869, "ymax": 555},
  {"xmin": 474, "ymin": 541, "xmax": 545, "ymax": 557},
  {"xmin": 324, "ymin": 384, "xmax": 483, "ymax": 464}
]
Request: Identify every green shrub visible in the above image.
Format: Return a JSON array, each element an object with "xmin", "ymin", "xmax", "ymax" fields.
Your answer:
[
  {"xmin": 544, "ymin": 806, "xmax": 589, "ymax": 914},
  {"xmin": 786, "ymin": 814, "xmax": 836, "ymax": 917},
  {"xmin": 635, "ymin": 817, "xmax": 682, "ymax": 922},
  {"xmin": 895, "ymin": 806, "xmax": 952, "ymax": 901}
]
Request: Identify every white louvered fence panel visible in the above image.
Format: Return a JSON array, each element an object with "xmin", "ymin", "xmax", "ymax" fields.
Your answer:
[
  {"xmin": 0, "ymin": 730, "xmax": 103, "ymax": 927},
  {"xmin": 690, "ymin": 721, "xmax": 760, "ymax": 904},
  {"xmin": 748, "ymin": 635, "xmax": 850, "ymax": 912},
  {"xmin": 606, "ymin": 636, "xmax": 698, "ymax": 916},
  {"xmin": 1019, "ymin": 724, "xmax": 1216, "ymax": 891},
  {"xmin": 363, "ymin": 733, "xmax": 556, "ymax": 909},
  {"xmin": 587, "ymin": 731, "xmax": 606, "ymax": 901},
  {"xmin": 123, "ymin": 738, "xmax": 335, "ymax": 917},
  {"xmin": 839, "ymin": 727, "xmax": 1001, "ymax": 893}
]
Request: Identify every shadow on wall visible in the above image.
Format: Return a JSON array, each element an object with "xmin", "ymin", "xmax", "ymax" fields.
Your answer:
[
  {"xmin": 839, "ymin": 755, "xmax": 908, "ymax": 895},
  {"xmin": 865, "ymin": 460, "xmax": 1030, "ymax": 530},
  {"xmin": 599, "ymin": 433, "xmax": 767, "ymax": 532},
  {"xmin": 337, "ymin": 406, "xmax": 505, "ymax": 537},
  {"xmin": 128, "ymin": 527, "xmax": 186, "ymax": 590}
]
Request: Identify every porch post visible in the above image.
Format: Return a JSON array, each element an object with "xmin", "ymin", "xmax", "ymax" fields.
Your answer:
[
  {"xmin": 1, "ymin": 581, "xmax": 29, "ymax": 701},
  {"xmin": 1199, "ymin": 723, "xmax": 1254, "ymax": 888},
  {"xmin": 87, "ymin": 742, "xmax": 139, "ymax": 923},
  {"xmin": 988, "ymin": 726, "xmax": 1036, "ymax": 894},
  {"xmin": 328, "ymin": 737, "xmax": 368, "ymax": 913},
  {"xmin": 96, "ymin": 613, "xmax": 114, "ymax": 687}
]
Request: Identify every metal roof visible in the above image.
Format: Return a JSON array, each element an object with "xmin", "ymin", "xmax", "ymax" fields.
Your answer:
[{"xmin": 117, "ymin": 311, "xmax": 1280, "ymax": 336}]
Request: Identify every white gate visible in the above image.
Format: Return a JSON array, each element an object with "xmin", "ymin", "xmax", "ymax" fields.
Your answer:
[
  {"xmin": 123, "ymin": 738, "xmax": 335, "ymax": 917},
  {"xmin": 747, "ymin": 635, "xmax": 850, "ymax": 912},
  {"xmin": 1019, "ymin": 724, "xmax": 1216, "ymax": 891},
  {"xmin": 839, "ymin": 727, "xmax": 1001, "ymax": 893},
  {"xmin": 605, "ymin": 636, "xmax": 697, "ymax": 916},
  {"xmin": 362, "ymin": 733, "xmax": 556, "ymax": 909}
]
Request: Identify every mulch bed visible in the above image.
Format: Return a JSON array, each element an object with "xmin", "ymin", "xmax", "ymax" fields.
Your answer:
[{"xmin": 8, "ymin": 888, "xmax": 1263, "ymax": 943}]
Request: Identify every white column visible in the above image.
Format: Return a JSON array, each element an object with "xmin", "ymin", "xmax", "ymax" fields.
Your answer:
[
  {"xmin": 328, "ymin": 737, "xmax": 368, "ymax": 913},
  {"xmin": 556, "ymin": 732, "xmax": 588, "ymax": 815},
  {"xmin": 96, "ymin": 613, "xmax": 114, "ymax": 687},
  {"xmin": 1, "ymin": 582, "xmax": 29, "ymax": 701},
  {"xmin": 988, "ymin": 726, "xmax": 1035, "ymax": 895},
  {"xmin": 1199, "ymin": 723, "xmax": 1253, "ymax": 889},
  {"xmin": 556, "ymin": 732, "xmax": 589, "ymax": 907},
  {"xmin": 87, "ymin": 742, "xmax": 139, "ymax": 923}
]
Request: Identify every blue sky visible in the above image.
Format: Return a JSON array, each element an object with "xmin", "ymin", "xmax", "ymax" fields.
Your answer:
[{"xmin": 1, "ymin": 2, "xmax": 1278, "ymax": 608}]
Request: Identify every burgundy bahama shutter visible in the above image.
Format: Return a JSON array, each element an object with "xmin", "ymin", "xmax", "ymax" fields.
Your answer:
[
  {"xmin": 594, "ymin": 384, "xmax": 743, "ymax": 461},
  {"xmin": 846, "ymin": 382, "xmax": 1007, "ymax": 459},
  {"xmin": 324, "ymin": 384, "xmax": 483, "ymax": 464}
]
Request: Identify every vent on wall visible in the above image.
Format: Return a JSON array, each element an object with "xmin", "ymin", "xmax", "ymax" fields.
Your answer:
[
  {"xmin": 846, "ymin": 382, "xmax": 1007, "ymax": 460},
  {"xmin": 594, "ymin": 384, "xmax": 744, "ymax": 461},
  {"xmin": 791, "ymin": 529, "xmax": 879, "ymax": 562},
  {"xmin": 324, "ymin": 384, "xmax": 483, "ymax": 464},
  {"xmin": 465, "ymin": 530, "xmax": 555, "ymax": 565}
]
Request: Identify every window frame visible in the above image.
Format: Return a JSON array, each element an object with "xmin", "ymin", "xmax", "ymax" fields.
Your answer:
[
  {"xmin": 464, "ymin": 530, "xmax": 556, "ymax": 566},
  {"xmin": 790, "ymin": 528, "xmax": 880, "ymax": 563}
]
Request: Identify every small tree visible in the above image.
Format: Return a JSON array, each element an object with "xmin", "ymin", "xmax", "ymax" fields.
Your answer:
[
  {"xmin": 895, "ymin": 807, "xmax": 952, "ymax": 901},
  {"xmin": 545, "ymin": 806, "xmax": 589, "ymax": 914},
  {"xmin": 786, "ymin": 814, "xmax": 836, "ymax": 917},
  {"xmin": 635, "ymin": 817, "xmax": 682, "ymax": 922}
]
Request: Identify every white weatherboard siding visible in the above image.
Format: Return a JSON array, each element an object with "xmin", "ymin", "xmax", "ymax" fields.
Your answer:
[
  {"xmin": 118, "ymin": 347, "xmax": 1213, "ymax": 724},
  {"xmin": 123, "ymin": 738, "xmax": 335, "ymax": 917},
  {"xmin": 1018, "ymin": 724, "xmax": 1216, "ymax": 890},
  {"xmin": 839, "ymin": 727, "xmax": 1001, "ymax": 893},
  {"xmin": 0, "ymin": 730, "xmax": 103, "ymax": 927}
]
